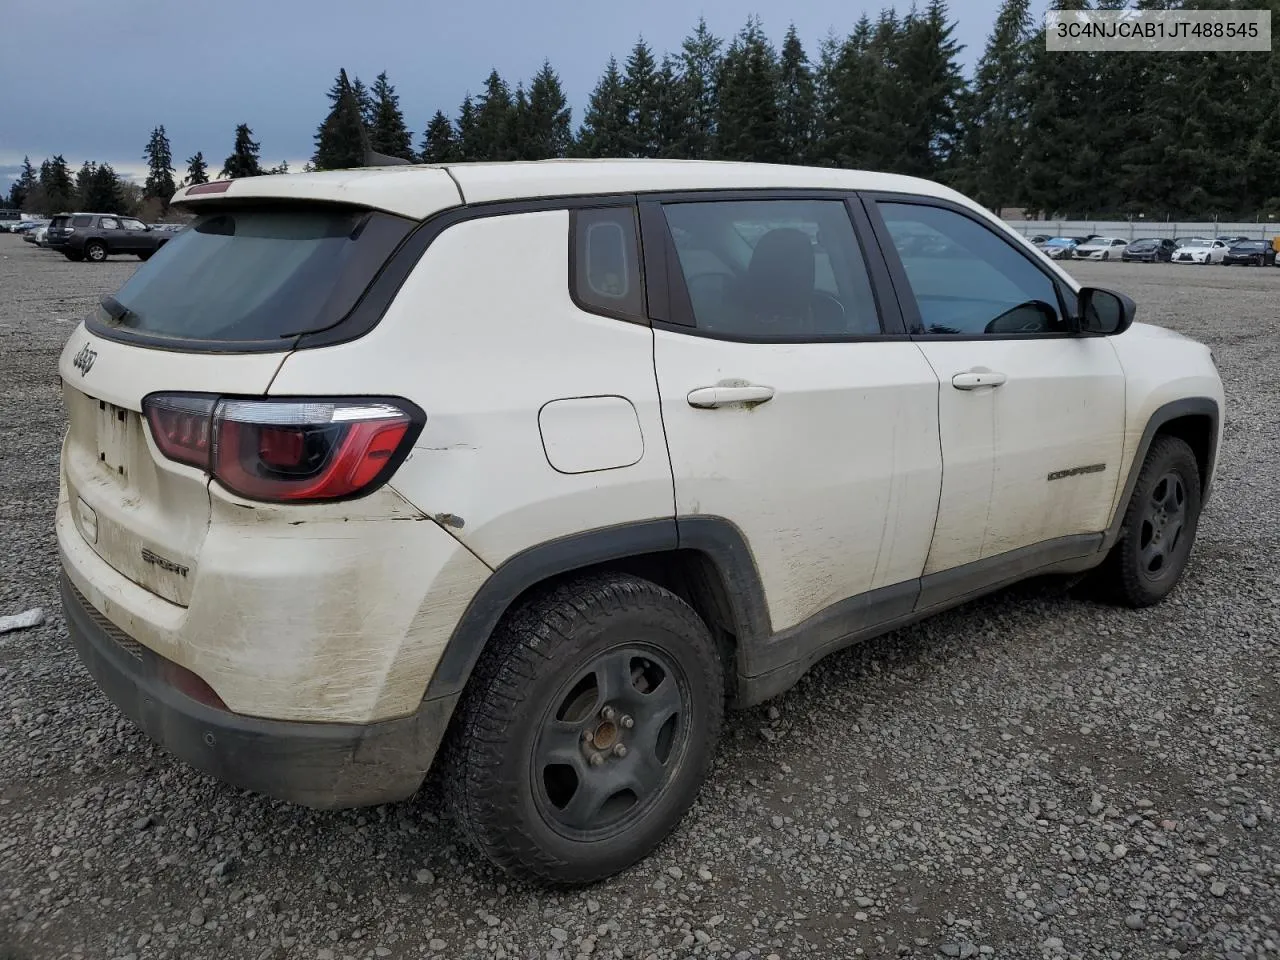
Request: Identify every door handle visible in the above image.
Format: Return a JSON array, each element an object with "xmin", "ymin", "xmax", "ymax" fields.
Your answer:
[
  {"xmin": 687, "ymin": 384, "xmax": 776, "ymax": 408},
  {"xmin": 951, "ymin": 370, "xmax": 1007, "ymax": 390}
]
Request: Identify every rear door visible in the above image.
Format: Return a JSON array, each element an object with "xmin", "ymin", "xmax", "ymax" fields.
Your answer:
[
  {"xmin": 58, "ymin": 202, "xmax": 417, "ymax": 604},
  {"xmin": 643, "ymin": 193, "xmax": 943, "ymax": 638},
  {"xmin": 864, "ymin": 195, "xmax": 1125, "ymax": 592}
]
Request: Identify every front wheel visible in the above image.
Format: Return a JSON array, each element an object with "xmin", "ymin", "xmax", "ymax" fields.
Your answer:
[
  {"xmin": 84, "ymin": 241, "xmax": 107, "ymax": 262},
  {"xmin": 1102, "ymin": 251, "xmax": 1110, "ymax": 261},
  {"xmin": 1094, "ymin": 435, "xmax": 1202, "ymax": 607},
  {"xmin": 444, "ymin": 572, "xmax": 724, "ymax": 885}
]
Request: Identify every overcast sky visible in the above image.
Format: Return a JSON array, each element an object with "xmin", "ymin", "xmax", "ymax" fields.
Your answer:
[{"xmin": 2, "ymin": 0, "xmax": 1002, "ymax": 189}]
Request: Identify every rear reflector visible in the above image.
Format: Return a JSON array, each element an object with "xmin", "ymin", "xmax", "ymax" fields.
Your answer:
[{"xmin": 142, "ymin": 394, "xmax": 423, "ymax": 503}]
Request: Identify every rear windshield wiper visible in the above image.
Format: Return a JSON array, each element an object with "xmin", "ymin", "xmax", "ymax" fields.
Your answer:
[{"xmin": 99, "ymin": 295, "xmax": 138, "ymax": 325}]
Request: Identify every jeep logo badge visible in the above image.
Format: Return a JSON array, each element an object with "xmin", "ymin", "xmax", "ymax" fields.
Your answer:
[{"xmin": 72, "ymin": 343, "xmax": 97, "ymax": 376}]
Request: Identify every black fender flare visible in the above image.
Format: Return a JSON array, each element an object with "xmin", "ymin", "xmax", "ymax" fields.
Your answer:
[
  {"xmin": 1101, "ymin": 396, "xmax": 1220, "ymax": 551},
  {"xmin": 423, "ymin": 516, "xmax": 771, "ymax": 700}
]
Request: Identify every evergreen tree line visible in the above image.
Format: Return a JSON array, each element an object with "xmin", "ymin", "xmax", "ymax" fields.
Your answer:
[
  {"xmin": 7, "ymin": 122, "xmax": 289, "ymax": 217},
  {"xmin": 315, "ymin": 2, "xmax": 1280, "ymax": 219}
]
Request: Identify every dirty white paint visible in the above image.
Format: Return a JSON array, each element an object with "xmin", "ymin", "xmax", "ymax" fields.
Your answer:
[
  {"xmin": 914, "ymin": 337, "xmax": 1127, "ymax": 572},
  {"xmin": 652, "ymin": 333, "xmax": 944, "ymax": 632}
]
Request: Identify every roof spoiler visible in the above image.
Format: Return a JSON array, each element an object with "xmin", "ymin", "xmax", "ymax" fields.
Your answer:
[{"xmin": 364, "ymin": 149, "xmax": 413, "ymax": 167}]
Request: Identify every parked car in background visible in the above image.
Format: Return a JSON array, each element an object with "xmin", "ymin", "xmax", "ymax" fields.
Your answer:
[
  {"xmin": 11, "ymin": 220, "xmax": 42, "ymax": 235},
  {"xmin": 1028, "ymin": 234, "xmax": 1051, "ymax": 244},
  {"xmin": 20, "ymin": 220, "xmax": 50, "ymax": 243},
  {"xmin": 1122, "ymin": 238, "xmax": 1178, "ymax": 263},
  {"xmin": 1173, "ymin": 238, "xmax": 1228, "ymax": 264},
  {"xmin": 1216, "ymin": 235, "xmax": 1249, "ymax": 246},
  {"xmin": 1037, "ymin": 237, "xmax": 1078, "ymax": 260},
  {"xmin": 46, "ymin": 213, "xmax": 176, "ymax": 262},
  {"xmin": 1222, "ymin": 239, "xmax": 1276, "ymax": 266},
  {"xmin": 1073, "ymin": 237, "xmax": 1128, "ymax": 260}
]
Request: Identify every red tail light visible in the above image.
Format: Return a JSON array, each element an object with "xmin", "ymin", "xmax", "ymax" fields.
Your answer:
[{"xmin": 142, "ymin": 394, "xmax": 423, "ymax": 503}]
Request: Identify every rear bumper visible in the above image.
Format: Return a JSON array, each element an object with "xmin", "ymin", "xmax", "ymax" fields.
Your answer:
[{"xmin": 61, "ymin": 573, "xmax": 458, "ymax": 809}]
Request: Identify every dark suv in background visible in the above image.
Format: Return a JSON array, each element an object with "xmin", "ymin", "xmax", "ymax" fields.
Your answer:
[
  {"xmin": 1121, "ymin": 238, "xmax": 1178, "ymax": 262},
  {"xmin": 45, "ymin": 213, "xmax": 174, "ymax": 262}
]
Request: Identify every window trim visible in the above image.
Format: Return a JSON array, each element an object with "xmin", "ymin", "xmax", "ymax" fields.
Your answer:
[
  {"xmin": 861, "ymin": 191, "xmax": 1082, "ymax": 342},
  {"xmin": 639, "ymin": 189, "xmax": 908, "ymax": 345},
  {"xmin": 567, "ymin": 199, "xmax": 649, "ymax": 326}
]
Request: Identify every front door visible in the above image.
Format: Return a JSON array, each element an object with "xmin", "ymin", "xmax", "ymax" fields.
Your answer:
[
  {"xmin": 119, "ymin": 217, "xmax": 150, "ymax": 253},
  {"xmin": 866, "ymin": 197, "xmax": 1126, "ymax": 593},
  {"xmin": 645, "ymin": 194, "xmax": 944, "ymax": 639}
]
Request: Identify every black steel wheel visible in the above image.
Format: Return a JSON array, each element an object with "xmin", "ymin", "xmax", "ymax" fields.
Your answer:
[
  {"xmin": 1093, "ymin": 435, "xmax": 1203, "ymax": 607},
  {"xmin": 444, "ymin": 572, "xmax": 724, "ymax": 885}
]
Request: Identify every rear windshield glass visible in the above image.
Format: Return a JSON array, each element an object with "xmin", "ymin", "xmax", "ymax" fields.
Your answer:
[{"xmin": 94, "ymin": 205, "xmax": 414, "ymax": 344}]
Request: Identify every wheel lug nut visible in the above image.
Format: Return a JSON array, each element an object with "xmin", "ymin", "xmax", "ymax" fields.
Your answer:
[
  {"xmin": 620, "ymin": 715, "xmax": 634, "ymax": 729},
  {"xmin": 589, "ymin": 753, "xmax": 604, "ymax": 767},
  {"xmin": 582, "ymin": 729, "xmax": 593, "ymax": 743},
  {"xmin": 601, "ymin": 706, "xmax": 617, "ymax": 722},
  {"xmin": 613, "ymin": 743, "xmax": 628, "ymax": 758}
]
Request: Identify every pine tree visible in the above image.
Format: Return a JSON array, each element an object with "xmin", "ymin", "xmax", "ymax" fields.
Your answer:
[
  {"xmin": 956, "ymin": 0, "xmax": 1032, "ymax": 210},
  {"xmin": 526, "ymin": 60, "xmax": 572, "ymax": 159},
  {"xmin": 778, "ymin": 25, "xmax": 817, "ymax": 164},
  {"xmin": 142, "ymin": 125, "xmax": 177, "ymax": 203},
  {"xmin": 75, "ymin": 161, "xmax": 97, "ymax": 209},
  {"xmin": 815, "ymin": 17, "xmax": 886, "ymax": 170},
  {"xmin": 472, "ymin": 69, "xmax": 515, "ymax": 161},
  {"xmin": 38, "ymin": 155, "xmax": 75, "ymax": 216},
  {"xmin": 621, "ymin": 39, "xmax": 662, "ymax": 157},
  {"xmin": 10, "ymin": 156, "xmax": 37, "ymax": 210},
  {"xmin": 220, "ymin": 124, "xmax": 264, "ymax": 179},
  {"xmin": 85, "ymin": 163, "xmax": 124, "ymax": 214},
  {"xmin": 368, "ymin": 71, "xmax": 414, "ymax": 160},
  {"xmin": 455, "ymin": 95, "xmax": 479, "ymax": 160},
  {"xmin": 715, "ymin": 17, "xmax": 782, "ymax": 163},
  {"xmin": 352, "ymin": 76, "xmax": 376, "ymax": 129},
  {"xmin": 576, "ymin": 57, "xmax": 628, "ymax": 157},
  {"xmin": 679, "ymin": 18, "xmax": 722, "ymax": 159},
  {"xmin": 420, "ymin": 110, "xmax": 458, "ymax": 163},
  {"xmin": 313, "ymin": 69, "xmax": 368, "ymax": 170},
  {"xmin": 185, "ymin": 151, "xmax": 209, "ymax": 185},
  {"xmin": 655, "ymin": 54, "xmax": 690, "ymax": 158},
  {"xmin": 882, "ymin": 0, "xmax": 965, "ymax": 180}
]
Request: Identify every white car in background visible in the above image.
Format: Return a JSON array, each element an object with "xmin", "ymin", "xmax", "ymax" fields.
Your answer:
[
  {"xmin": 1173, "ymin": 238, "xmax": 1228, "ymax": 264},
  {"xmin": 1072, "ymin": 237, "xmax": 1128, "ymax": 261}
]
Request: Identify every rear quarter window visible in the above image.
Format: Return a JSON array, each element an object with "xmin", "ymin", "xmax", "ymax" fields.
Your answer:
[
  {"xmin": 72, "ymin": 216, "xmax": 92, "ymax": 227},
  {"xmin": 571, "ymin": 207, "xmax": 645, "ymax": 320},
  {"xmin": 90, "ymin": 205, "xmax": 415, "ymax": 347}
]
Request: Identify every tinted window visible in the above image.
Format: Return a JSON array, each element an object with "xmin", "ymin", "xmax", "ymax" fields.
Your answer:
[
  {"xmin": 571, "ymin": 207, "xmax": 645, "ymax": 319},
  {"xmin": 98, "ymin": 206, "xmax": 415, "ymax": 343},
  {"xmin": 661, "ymin": 199, "xmax": 880, "ymax": 339},
  {"xmin": 122, "ymin": 218, "xmax": 146, "ymax": 231},
  {"xmin": 100, "ymin": 217, "xmax": 120, "ymax": 230},
  {"xmin": 878, "ymin": 202, "xmax": 1067, "ymax": 336},
  {"xmin": 72, "ymin": 216, "xmax": 92, "ymax": 227}
]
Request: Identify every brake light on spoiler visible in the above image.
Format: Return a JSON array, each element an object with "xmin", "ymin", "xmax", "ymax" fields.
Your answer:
[{"xmin": 142, "ymin": 394, "xmax": 424, "ymax": 503}]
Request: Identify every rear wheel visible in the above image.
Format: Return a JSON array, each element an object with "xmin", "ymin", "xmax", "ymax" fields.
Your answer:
[
  {"xmin": 84, "ymin": 241, "xmax": 107, "ymax": 262},
  {"xmin": 444, "ymin": 572, "xmax": 724, "ymax": 885},
  {"xmin": 1093, "ymin": 435, "xmax": 1202, "ymax": 608}
]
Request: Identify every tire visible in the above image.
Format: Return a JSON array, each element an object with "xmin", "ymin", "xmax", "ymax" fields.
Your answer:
[
  {"xmin": 1102, "ymin": 251, "xmax": 1109, "ymax": 261},
  {"xmin": 443, "ymin": 572, "xmax": 724, "ymax": 885},
  {"xmin": 1094, "ymin": 435, "xmax": 1202, "ymax": 608},
  {"xmin": 84, "ymin": 241, "xmax": 107, "ymax": 262}
]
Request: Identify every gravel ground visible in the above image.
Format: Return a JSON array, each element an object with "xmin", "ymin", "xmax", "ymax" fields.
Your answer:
[{"xmin": 1, "ymin": 234, "xmax": 1277, "ymax": 960}]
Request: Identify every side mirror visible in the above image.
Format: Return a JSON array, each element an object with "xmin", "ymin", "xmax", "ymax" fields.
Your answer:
[{"xmin": 1076, "ymin": 287, "xmax": 1136, "ymax": 336}]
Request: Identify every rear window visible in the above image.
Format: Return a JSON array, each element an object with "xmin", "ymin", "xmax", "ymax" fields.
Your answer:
[
  {"xmin": 92, "ymin": 205, "xmax": 415, "ymax": 345},
  {"xmin": 50, "ymin": 216, "xmax": 69, "ymax": 228}
]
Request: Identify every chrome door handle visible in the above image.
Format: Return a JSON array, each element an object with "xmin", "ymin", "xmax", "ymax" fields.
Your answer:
[
  {"xmin": 687, "ymin": 384, "xmax": 776, "ymax": 408},
  {"xmin": 951, "ymin": 370, "xmax": 1007, "ymax": 390}
]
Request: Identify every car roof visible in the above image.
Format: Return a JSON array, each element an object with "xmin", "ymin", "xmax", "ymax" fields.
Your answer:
[{"xmin": 170, "ymin": 159, "xmax": 985, "ymax": 222}]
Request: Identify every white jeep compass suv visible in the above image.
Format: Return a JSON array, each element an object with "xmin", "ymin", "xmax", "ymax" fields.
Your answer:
[{"xmin": 56, "ymin": 160, "xmax": 1224, "ymax": 885}]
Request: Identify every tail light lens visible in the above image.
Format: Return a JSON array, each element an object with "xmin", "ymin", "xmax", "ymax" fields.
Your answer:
[{"xmin": 142, "ymin": 394, "xmax": 422, "ymax": 503}]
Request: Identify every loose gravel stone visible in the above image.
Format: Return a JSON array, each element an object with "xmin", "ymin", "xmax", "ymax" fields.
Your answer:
[{"xmin": 0, "ymin": 247, "xmax": 1276, "ymax": 959}]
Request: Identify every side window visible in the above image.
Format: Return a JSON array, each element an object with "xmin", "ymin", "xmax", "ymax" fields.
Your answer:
[
  {"xmin": 660, "ymin": 198, "xmax": 881, "ymax": 339},
  {"xmin": 99, "ymin": 217, "xmax": 120, "ymax": 230},
  {"xmin": 571, "ymin": 206, "xmax": 645, "ymax": 320},
  {"xmin": 72, "ymin": 216, "xmax": 92, "ymax": 228},
  {"xmin": 122, "ymin": 218, "xmax": 146, "ymax": 231},
  {"xmin": 878, "ymin": 202, "xmax": 1067, "ymax": 336}
]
